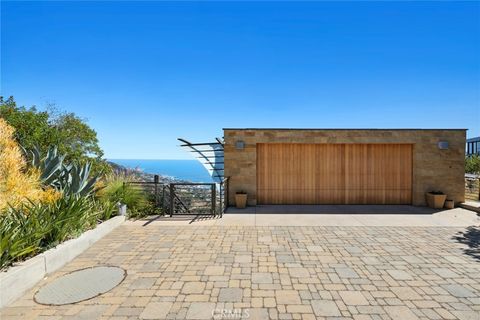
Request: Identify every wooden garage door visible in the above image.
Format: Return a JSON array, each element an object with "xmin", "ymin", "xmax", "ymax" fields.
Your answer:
[{"xmin": 257, "ymin": 144, "xmax": 412, "ymax": 204}]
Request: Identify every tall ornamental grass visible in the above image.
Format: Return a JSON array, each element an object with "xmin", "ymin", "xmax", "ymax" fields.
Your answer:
[
  {"xmin": 0, "ymin": 119, "xmax": 59, "ymax": 211},
  {"xmin": 97, "ymin": 173, "xmax": 152, "ymax": 218},
  {"xmin": 0, "ymin": 195, "xmax": 100, "ymax": 269}
]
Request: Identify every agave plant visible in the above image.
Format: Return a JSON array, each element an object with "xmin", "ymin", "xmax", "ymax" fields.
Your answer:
[
  {"xmin": 23, "ymin": 146, "xmax": 99, "ymax": 197},
  {"xmin": 23, "ymin": 146, "xmax": 64, "ymax": 187},
  {"xmin": 61, "ymin": 162, "xmax": 98, "ymax": 196}
]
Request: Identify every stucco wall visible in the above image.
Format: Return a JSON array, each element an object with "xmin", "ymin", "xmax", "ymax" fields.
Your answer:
[{"xmin": 224, "ymin": 129, "xmax": 466, "ymax": 206}]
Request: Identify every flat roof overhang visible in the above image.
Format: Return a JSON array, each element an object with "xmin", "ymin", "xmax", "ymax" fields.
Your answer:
[{"xmin": 223, "ymin": 128, "xmax": 468, "ymax": 131}]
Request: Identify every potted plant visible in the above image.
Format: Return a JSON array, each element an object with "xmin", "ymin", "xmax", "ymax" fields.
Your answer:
[
  {"xmin": 235, "ymin": 191, "xmax": 248, "ymax": 209},
  {"xmin": 425, "ymin": 191, "xmax": 447, "ymax": 209},
  {"xmin": 444, "ymin": 199, "xmax": 454, "ymax": 209}
]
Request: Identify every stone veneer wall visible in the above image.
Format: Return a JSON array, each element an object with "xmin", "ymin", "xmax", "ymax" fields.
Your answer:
[{"xmin": 224, "ymin": 129, "xmax": 466, "ymax": 206}]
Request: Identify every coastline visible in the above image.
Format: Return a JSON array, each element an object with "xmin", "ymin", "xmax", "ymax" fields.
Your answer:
[{"xmin": 107, "ymin": 161, "xmax": 198, "ymax": 184}]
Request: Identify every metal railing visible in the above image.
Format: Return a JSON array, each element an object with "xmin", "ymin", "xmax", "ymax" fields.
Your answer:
[{"xmin": 123, "ymin": 175, "xmax": 229, "ymax": 217}]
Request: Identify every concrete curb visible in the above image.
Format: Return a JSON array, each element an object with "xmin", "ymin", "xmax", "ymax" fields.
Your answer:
[
  {"xmin": 459, "ymin": 201, "xmax": 480, "ymax": 213},
  {"xmin": 0, "ymin": 215, "xmax": 125, "ymax": 308}
]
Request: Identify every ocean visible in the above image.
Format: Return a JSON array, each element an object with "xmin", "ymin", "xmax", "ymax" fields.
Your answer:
[{"xmin": 108, "ymin": 159, "xmax": 212, "ymax": 182}]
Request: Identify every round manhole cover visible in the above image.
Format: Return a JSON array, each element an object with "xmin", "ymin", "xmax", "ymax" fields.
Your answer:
[{"xmin": 35, "ymin": 266, "xmax": 126, "ymax": 305}]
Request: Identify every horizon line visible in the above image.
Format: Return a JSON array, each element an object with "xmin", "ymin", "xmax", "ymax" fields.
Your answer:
[{"xmin": 107, "ymin": 158, "xmax": 196, "ymax": 161}]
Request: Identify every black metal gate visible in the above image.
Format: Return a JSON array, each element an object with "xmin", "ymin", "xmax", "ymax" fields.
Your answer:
[{"xmin": 124, "ymin": 175, "xmax": 229, "ymax": 217}]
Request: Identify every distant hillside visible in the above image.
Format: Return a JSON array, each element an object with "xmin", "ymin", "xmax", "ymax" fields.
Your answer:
[{"xmin": 107, "ymin": 161, "xmax": 191, "ymax": 184}]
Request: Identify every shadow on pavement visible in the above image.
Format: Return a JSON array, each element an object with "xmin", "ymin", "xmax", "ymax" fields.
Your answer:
[
  {"xmin": 140, "ymin": 214, "xmax": 219, "ymax": 226},
  {"xmin": 453, "ymin": 226, "xmax": 480, "ymax": 261},
  {"xmin": 227, "ymin": 205, "xmax": 440, "ymax": 215}
]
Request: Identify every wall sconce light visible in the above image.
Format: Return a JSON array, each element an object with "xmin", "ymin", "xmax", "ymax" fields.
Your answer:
[
  {"xmin": 438, "ymin": 141, "xmax": 449, "ymax": 150},
  {"xmin": 235, "ymin": 140, "xmax": 245, "ymax": 150}
]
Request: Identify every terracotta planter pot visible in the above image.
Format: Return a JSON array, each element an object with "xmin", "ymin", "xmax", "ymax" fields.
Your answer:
[
  {"xmin": 425, "ymin": 193, "xmax": 447, "ymax": 209},
  {"xmin": 235, "ymin": 194, "xmax": 247, "ymax": 209},
  {"xmin": 444, "ymin": 199, "xmax": 454, "ymax": 209}
]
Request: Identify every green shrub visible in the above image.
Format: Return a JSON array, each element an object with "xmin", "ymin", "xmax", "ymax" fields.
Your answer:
[
  {"xmin": 0, "ymin": 203, "xmax": 48, "ymax": 269},
  {"xmin": 97, "ymin": 174, "xmax": 152, "ymax": 219},
  {"xmin": 95, "ymin": 199, "xmax": 117, "ymax": 221},
  {"xmin": 466, "ymin": 155, "xmax": 480, "ymax": 174},
  {"xmin": 0, "ymin": 195, "xmax": 100, "ymax": 270},
  {"xmin": 42, "ymin": 195, "xmax": 99, "ymax": 247},
  {"xmin": 121, "ymin": 185, "xmax": 150, "ymax": 217}
]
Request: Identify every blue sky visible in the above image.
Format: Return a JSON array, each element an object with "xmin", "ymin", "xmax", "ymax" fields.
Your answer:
[{"xmin": 2, "ymin": 1, "xmax": 479, "ymax": 159}]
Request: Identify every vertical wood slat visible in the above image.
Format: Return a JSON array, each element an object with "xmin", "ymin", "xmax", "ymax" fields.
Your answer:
[{"xmin": 257, "ymin": 143, "xmax": 412, "ymax": 205}]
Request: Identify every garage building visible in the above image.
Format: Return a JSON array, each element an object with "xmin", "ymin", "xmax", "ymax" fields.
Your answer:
[{"xmin": 224, "ymin": 129, "xmax": 466, "ymax": 206}]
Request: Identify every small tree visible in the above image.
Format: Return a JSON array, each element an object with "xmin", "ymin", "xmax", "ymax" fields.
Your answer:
[{"xmin": 0, "ymin": 96, "xmax": 109, "ymax": 174}]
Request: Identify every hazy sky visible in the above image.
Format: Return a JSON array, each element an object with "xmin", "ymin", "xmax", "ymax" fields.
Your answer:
[{"xmin": 2, "ymin": 1, "xmax": 479, "ymax": 159}]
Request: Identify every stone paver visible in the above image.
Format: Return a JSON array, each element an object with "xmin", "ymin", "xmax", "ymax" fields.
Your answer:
[
  {"xmin": 442, "ymin": 284, "xmax": 476, "ymax": 298},
  {"xmin": 1, "ymin": 224, "xmax": 480, "ymax": 320},
  {"xmin": 252, "ymin": 272, "xmax": 273, "ymax": 284},
  {"xmin": 385, "ymin": 305, "xmax": 420, "ymax": 320},
  {"xmin": 140, "ymin": 302, "xmax": 173, "ymax": 319},
  {"xmin": 182, "ymin": 282, "xmax": 206, "ymax": 294},
  {"xmin": 311, "ymin": 300, "xmax": 342, "ymax": 317},
  {"xmin": 339, "ymin": 291, "xmax": 369, "ymax": 306},
  {"xmin": 218, "ymin": 288, "xmax": 243, "ymax": 302},
  {"xmin": 275, "ymin": 290, "xmax": 302, "ymax": 305},
  {"xmin": 186, "ymin": 302, "xmax": 215, "ymax": 319},
  {"xmin": 387, "ymin": 269, "xmax": 413, "ymax": 280}
]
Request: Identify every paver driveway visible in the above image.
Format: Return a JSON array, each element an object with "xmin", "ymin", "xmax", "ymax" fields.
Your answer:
[{"xmin": 2, "ymin": 224, "xmax": 480, "ymax": 320}]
